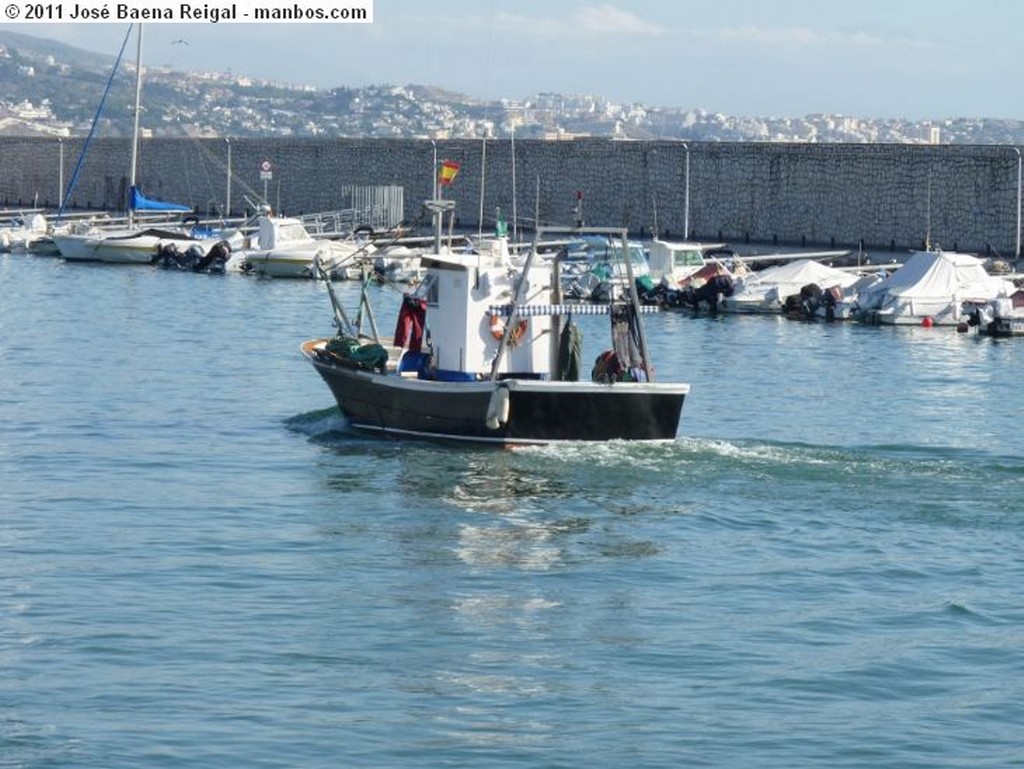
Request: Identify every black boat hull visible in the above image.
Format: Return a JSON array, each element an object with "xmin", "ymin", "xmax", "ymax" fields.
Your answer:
[{"xmin": 302, "ymin": 341, "xmax": 687, "ymax": 445}]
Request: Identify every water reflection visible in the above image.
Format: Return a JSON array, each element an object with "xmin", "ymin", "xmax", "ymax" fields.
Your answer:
[{"xmin": 295, "ymin": 394, "xmax": 1024, "ymax": 760}]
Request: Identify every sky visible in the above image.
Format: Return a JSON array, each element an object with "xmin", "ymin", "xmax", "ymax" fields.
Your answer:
[{"xmin": 2, "ymin": 0, "xmax": 1023, "ymax": 120}]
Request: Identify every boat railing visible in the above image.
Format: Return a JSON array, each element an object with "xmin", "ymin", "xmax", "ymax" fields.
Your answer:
[{"xmin": 298, "ymin": 186, "xmax": 406, "ymax": 240}]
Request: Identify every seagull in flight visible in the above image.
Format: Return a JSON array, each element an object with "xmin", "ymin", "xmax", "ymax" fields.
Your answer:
[{"xmin": 171, "ymin": 38, "xmax": 189, "ymax": 45}]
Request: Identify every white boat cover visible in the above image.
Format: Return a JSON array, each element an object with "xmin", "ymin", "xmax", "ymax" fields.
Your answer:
[
  {"xmin": 723, "ymin": 258, "xmax": 860, "ymax": 312},
  {"xmin": 856, "ymin": 250, "xmax": 1014, "ymax": 321},
  {"xmin": 258, "ymin": 217, "xmax": 312, "ymax": 249},
  {"xmin": 739, "ymin": 259, "xmax": 860, "ymax": 293}
]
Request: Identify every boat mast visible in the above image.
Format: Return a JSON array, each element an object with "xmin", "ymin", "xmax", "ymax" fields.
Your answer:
[
  {"xmin": 56, "ymin": 25, "xmax": 134, "ymax": 221},
  {"xmin": 128, "ymin": 23, "xmax": 143, "ymax": 228}
]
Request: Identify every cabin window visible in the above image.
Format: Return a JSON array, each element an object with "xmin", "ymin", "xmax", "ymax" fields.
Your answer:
[
  {"xmin": 609, "ymin": 244, "xmax": 649, "ymax": 266},
  {"xmin": 279, "ymin": 223, "xmax": 308, "ymax": 242},
  {"xmin": 674, "ymin": 250, "xmax": 703, "ymax": 268},
  {"xmin": 413, "ymin": 273, "xmax": 439, "ymax": 305}
]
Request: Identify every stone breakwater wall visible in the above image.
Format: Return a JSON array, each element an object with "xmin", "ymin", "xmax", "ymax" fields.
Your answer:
[{"xmin": 2, "ymin": 137, "xmax": 1021, "ymax": 255}]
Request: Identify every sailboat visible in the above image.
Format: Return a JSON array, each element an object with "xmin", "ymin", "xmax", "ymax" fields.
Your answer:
[{"xmin": 53, "ymin": 25, "xmax": 236, "ymax": 264}]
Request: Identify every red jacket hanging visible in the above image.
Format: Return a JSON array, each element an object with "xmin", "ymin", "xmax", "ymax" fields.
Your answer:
[{"xmin": 394, "ymin": 294, "xmax": 427, "ymax": 352}]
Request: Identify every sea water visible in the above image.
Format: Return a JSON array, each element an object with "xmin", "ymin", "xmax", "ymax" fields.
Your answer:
[{"xmin": 2, "ymin": 254, "xmax": 1023, "ymax": 768}]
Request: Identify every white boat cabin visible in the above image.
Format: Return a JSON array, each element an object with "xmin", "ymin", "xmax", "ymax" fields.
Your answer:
[
  {"xmin": 252, "ymin": 216, "xmax": 315, "ymax": 250},
  {"xmin": 403, "ymin": 245, "xmax": 555, "ymax": 381},
  {"xmin": 648, "ymin": 240, "xmax": 730, "ymax": 285}
]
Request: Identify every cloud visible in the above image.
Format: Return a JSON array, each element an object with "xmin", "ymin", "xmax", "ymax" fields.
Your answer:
[
  {"xmin": 490, "ymin": 11, "xmax": 563, "ymax": 38},
  {"xmin": 574, "ymin": 4, "xmax": 665, "ymax": 36},
  {"xmin": 713, "ymin": 25, "xmax": 931, "ymax": 49},
  {"xmin": 717, "ymin": 26, "xmax": 823, "ymax": 45},
  {"xmin": 460, "ymin": 5, "xmax": 662, "ymax": 41}
]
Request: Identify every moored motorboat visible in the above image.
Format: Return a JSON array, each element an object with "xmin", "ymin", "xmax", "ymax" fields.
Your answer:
[
  {"xmin": 0, "ymin": 212, "xmax": 49, "ymax": 253},
  {"xmin": 236, "ymin": 215, "xmax": 374, "ymax": 278},
  {"xmin": 53, "ymin": 224, "xmax": 233, "ymax": 264},
  {"xmin": 370, "ymin": 244, "xmax": 425, "ymax": 284},
  {"xmin": 301, "ymin": 206, "xmax": 688, "ymax": 445},
  {"xmin": 722, "ymin": 258, "xmax": 864, "ymax": 315},
  {"xmin": 562, "ymin": 234, "xmax": 652, "ymax": 303},
  {"xmin": 855, "ymin": 250, "xmax": 1016, "ymax": 326},
  {"xmin": 963, "ymin": 289, "xmax": 1024, "ymax": 337},
  {"xmin": 647, "ymin": 239, "xmax": 733, "ymax": 286}
]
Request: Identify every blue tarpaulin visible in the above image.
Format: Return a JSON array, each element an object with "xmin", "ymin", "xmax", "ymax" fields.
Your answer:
[{"xmin": 129, "ymin": 186, "xmax": 191, "ymax": 213}]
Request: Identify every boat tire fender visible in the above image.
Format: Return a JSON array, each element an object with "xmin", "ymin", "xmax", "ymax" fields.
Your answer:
[{"xmin": 485, "ymin": 385, "xmax": 511, "ymax": 430}]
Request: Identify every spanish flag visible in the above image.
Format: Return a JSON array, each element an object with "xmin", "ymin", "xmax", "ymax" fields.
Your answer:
[{"xmin": 438, "ymin": 160, "xmax": 461, "ymax": 186}]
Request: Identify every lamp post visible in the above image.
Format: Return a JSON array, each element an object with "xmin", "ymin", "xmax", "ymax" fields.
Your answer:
[
  {"xmin": 478, "ymin": 136, "xmax": 487, "ymax": 238},
  {"xmin": 511, "ymin": 122, "xmax": 518, "ymax": 242},
  {"xmin": 57, "ymin": 137, "xmax": 64, "ymax": 208},
  {"xmin": 1013, "ymin": 147, "xmax": 1021, "ymax": 260},
  {"xmin": 225, "ymin": 137, "xmax": 232, "ymax": 217},
  {"xmin": 430, "ymin": 139, "xmax": 440, "ymax": 250},
  {"xmin": 681, "ymin": 142, "xmax": 690, "ymax": 240},
  {"xmin": 430, "ymin": 139, "xmax": 438, "ymax": 200}
]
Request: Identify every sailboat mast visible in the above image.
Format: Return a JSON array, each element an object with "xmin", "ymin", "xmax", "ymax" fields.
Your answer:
[{"xmin": 128, "ymin": 23, "xmax": 143, "ymax": 226}]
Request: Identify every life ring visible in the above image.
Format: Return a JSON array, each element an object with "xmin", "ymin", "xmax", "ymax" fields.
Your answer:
[{"xmin": 490, "ymin": 314, "xmax": 528, "ymax": 345}]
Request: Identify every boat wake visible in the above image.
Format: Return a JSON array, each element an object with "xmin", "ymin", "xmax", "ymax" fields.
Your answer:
[
  {"xmin": 287, "ymin": 408, "xmax": 1021, "ymax": 484},
  {"xmin": 283, "ymin": 406, "xmax": 349, "ymax": 438}
]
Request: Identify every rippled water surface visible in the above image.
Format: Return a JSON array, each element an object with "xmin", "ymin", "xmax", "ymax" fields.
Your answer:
[{"xmin": 2, "ymin": 254, "xmax": 1023, "ymax": 768}]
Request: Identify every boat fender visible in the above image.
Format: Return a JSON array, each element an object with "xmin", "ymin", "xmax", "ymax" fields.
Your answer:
[
  {"xmin": 490, "ymin": 314, "xmax": 528, "ymax": 345},
  {"xmin": 485, "ymin": 385, "xmax": 511, "ymax": 430}
]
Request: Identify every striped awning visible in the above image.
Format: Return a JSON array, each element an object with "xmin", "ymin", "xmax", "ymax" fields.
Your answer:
[{"xmin": 488, "ymin": 304, "xmax": 659, "ymax": 317}]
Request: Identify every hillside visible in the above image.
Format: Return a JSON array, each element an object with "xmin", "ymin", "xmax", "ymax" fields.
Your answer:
[{"xmin": 2, "ymin": 30, "xmax": 1024, "ymax": 145}]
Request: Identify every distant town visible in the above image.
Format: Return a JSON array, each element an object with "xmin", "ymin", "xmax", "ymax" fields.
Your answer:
[{"xmin": 1, "ymin": 30, "xmax": 1023, "ymax": 145}]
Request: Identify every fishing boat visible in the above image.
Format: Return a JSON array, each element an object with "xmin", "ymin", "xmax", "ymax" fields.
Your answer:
[{"xmin": 301, "ymin": 202, "xmax": 688, "ymax": 445}]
